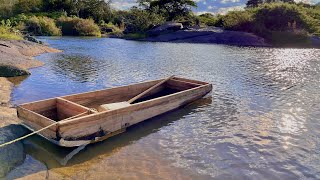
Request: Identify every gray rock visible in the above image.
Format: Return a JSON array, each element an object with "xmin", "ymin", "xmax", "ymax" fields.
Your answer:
[
  {"xmin": 23, "ymin": 35, "xmax": 43, "ymax": 44},
  {"xmin": 311, "ymin": 36, "xmax": 320, "ymax": 47},
  {"xmin": 143, "ymin": 27, "xmax": 270, "ymax": 47},
  {"xmin": 0, "ymin": 125, "xmax": 28, "ymax": 178},
  {"xmin": 0, "ymin": 65, "xmax": 30, "ymax": 77},
  {"xmin": 147, "ymin": 22, "xmax": 183, "ymax": 36}
]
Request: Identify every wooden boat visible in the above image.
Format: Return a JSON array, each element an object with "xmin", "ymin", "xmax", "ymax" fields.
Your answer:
[{"xmin": 17, "ymin": 77, "xmax": 212, "ymax": 147}]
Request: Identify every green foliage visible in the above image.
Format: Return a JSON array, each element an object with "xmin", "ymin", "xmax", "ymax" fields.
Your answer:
[
  {"xmin": 246, "ymin": 0, "xmax": 294, "ymax": 8},
  {"xmin": 139, "ymin": 0, "xmax": 197, "ymax": 21},
  {"xmin": 0, "ymin": 0, "xmax": 18, "ymax": 19},
  {"xmin": 0, "ymin": 25, "xmax": 22, "ymax": 40},
  {"xmin": 220, "ymin": 3, "xmax": 320, "ymax": 45},
  {"xmin": 221, "ymin": 10, "xmax": 253, "ymax": 31},
  {"xmin": 57, "ymin": 17, "xmax": 101, "ymax": 36},
  {"xmin": 198, "ymin": 13, "xmax": 218, "ymax": 26},
  {"xmin": 24, "ymin": 16, "xmax": 61, "ymax": 36},
  {"xmin": 117, "ymin": 8, "xmax": 165, "ymax": 34},
  {"xmin": 14, "ymin": 0, "xmax": 43, "ymax": 14}
]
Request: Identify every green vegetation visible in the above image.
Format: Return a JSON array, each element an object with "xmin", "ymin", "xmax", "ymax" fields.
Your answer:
[
  {"xmin": 0, "ymin": 20, "xmax": 22, "ymax": 40},
  {"xmin": 25, "ymin": 16, "xmax": 61, "ymax": 36},
  {"xmin": 0, "ymin": 0, "xmax": 318, "ymax": 47},
  {"xmin": 214, "ymin": 2, "xmax": 320, "ymax": 46},
  {"xmin": 57, "ymin": 17, "xmax": 101, "ymax": 36}
]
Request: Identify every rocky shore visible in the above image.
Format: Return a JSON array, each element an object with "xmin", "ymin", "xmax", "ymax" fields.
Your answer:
[
  {"xmin": 142, "ymin": 27, "xmax": 270, "ymax": 47},
  {"xmin": 0, "ymin": 40, "xmax": 61, "ymax": 178}
]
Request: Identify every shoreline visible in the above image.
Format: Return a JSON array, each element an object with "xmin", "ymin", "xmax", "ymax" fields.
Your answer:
[{"xmin": 0, "ymin": 40, "xmax": 61, "ymax": 127}]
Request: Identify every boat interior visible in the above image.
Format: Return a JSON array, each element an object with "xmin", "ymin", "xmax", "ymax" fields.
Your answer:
[{"xmin": 19, "ymin": 77, "xmax": 208, "ymax": 122}]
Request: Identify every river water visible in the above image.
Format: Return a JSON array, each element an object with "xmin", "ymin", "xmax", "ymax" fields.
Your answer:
[{"xmin": 6, "ymin": 37, "xmax": 320, "ymax": 179}]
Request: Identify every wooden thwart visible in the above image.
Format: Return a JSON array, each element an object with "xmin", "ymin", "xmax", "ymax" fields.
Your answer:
[{"xmin": 99, "ymin": 75, "xmax": 174, "ymax": 111}]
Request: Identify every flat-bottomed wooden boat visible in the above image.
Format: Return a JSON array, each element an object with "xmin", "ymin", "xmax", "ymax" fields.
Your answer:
[{"xmin": 17, "ymin": 77, "xmax": 212, "ymax": 147}]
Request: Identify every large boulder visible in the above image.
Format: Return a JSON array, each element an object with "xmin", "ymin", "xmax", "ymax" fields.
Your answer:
[
  {"xmin": 0, "ymin": 125, "xmax": 28, "ymax": 178},
  {"xmin": 147, "ymin": 22, "xmax": 183, "ymax": 36},
  {"xmin": 0, "ymin": 65, "xmax": 30, "ymax": 77}
]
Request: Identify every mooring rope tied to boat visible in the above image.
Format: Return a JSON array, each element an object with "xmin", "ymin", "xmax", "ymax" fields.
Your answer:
[{"xmin": 0, "ymin": 111, "xmax": 88, "ymax": 148}]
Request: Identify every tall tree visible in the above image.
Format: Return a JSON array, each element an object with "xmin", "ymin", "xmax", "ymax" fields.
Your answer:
[{"xmin": 138, "ymin": 0, "xmax": 197, "ymax": 21}]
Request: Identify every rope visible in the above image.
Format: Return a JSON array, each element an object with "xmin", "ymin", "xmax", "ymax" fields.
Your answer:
[{"xmin": 0, "ymin": 111, "xmax": 88, "ymax": 148}]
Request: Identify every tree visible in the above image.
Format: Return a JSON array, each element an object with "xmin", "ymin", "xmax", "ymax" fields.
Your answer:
[
  {"xmin": 246, "ymin": 0, "xmax": 294, "ymax": 8},
  {"xmin": 138, "ymin": 0, "xmax": 197, "ymax": 21},
  {"xmin": 14, "ymin": 0, "xmax": 43, "ymax": 13},
  {"xmin": 246, "ymin": 0, "xmax": 263, "ymax": 8}
]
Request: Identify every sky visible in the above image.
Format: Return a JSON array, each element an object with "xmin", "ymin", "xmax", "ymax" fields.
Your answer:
[{"xmin": 110, "ymin": 0, "xmax": 320, "ymax": 15}]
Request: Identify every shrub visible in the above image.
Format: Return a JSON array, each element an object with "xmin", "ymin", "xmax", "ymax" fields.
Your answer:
[
  {"xmin": 0, "ymin": 25, "xmax": 22, "ymax": 40},
  {"xmin": 24, "ymin": 16, "xmax": 61, "ymax": 36},
  {"xmin": 57, "ymin": 17, "xmax": 101, "ymax": 37},
  {"xmin": 221, "ymin": 10, "xmax": 253, "ymax": 31},
  {"xmin": 198, "ymin": 13, "xmax": 218, "ymax": 26},
  {"xmin": 118, "ymin": 8, "xmax": 165, "ymax": 34},
  {"xmin": 100, "ymin": 21, "xmax": 123, "ymax": 35}
]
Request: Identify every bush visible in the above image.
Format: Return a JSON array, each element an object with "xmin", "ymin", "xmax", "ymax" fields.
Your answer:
[
  {"xmin": 24, "ymin": 16, "xmax": 61, "ymax": 36},
  {"xmin": 219, "ymin": 3, "xmax": 320, "ymax": 46},
  {"xmin": 117, "ymin": 8, "xmax": 165, "ymax": 34},
  {"xmin": 221, "ymin": 10, "xmax": 253, "ymax": 31},
  {"xmin": 0, "ymin": 25, "xmax": 22, "ymax": 40},
  {"xmin": 198, "ymin": 13, "xmax": 218, "ymax": 26},
  {"xmin": 100, "ymin": 21, "xmax": 123, "ymax": 35},
  {"xmin": 57, "ymin": 17, "xmax": 101, "ymax": 37}
]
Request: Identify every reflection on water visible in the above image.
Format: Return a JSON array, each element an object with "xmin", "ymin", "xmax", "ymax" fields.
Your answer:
[{"xmin": 7, "ymin": 37, "xmax": 320, "ymax": 179}]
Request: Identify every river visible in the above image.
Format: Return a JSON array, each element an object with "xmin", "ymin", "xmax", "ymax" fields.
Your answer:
[{"xmin": 6, "ymin": 37, "xmax": 320, "ymax": 179}]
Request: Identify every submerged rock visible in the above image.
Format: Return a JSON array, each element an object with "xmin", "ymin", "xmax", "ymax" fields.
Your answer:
[
  {"xmin": 0, "ymin": 65, "xmax": 30, "ymax": 77},
  {"xmin": 0, "ymin": 124, "xmax": 28, "ymax": 178}
]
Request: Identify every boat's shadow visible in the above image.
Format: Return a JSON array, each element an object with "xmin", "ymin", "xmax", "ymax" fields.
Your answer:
[{"xmin": 22, "ymin": 96, "xmax": 212, "ymax": 169}]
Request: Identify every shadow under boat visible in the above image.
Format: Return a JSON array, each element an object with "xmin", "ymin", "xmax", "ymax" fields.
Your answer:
[{"xmin": 22, "ymin": 96, "xmax": 212, "ymax": 168}]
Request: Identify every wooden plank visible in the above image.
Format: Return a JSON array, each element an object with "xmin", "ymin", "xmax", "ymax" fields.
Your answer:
[
  {"xmin": 56, "ymin": 98, "xmax": 89, "ymax": 120},
  {"xmin": 20, "ymin": 98, "xmax": 56, "ymax": 112},
  {"xmin": 62, "ymin": 79, "xmax": 162, "ymax": 105},
  {"xmin": 172, "ymin": 77, "xmax": 208, "ymax": 85},
  {"xmin": 166, "ymin": 79, "xmax": 200, "ymax": 91}
]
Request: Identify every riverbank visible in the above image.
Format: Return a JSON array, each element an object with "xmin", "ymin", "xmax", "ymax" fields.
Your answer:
[
  {"xmin": 140, "ymin": 27, "xmax": 270, "ymax": 47},
  {"xmin": 0, "ymin": 39, "xmax": 61, "ymax": 126}
]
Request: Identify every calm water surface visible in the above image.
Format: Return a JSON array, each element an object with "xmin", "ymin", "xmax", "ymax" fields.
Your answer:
[{"xmin": 7, "ymin": 37, "xmax": 320, "ymax": 179}]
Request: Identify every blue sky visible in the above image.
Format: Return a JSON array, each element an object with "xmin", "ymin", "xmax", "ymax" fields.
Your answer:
[{"xmin": 110, "ymin": 0, "xmax": 320, "ymax": 14}]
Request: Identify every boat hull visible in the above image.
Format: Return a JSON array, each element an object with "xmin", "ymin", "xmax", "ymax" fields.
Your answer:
[{"xmin": 17, "ymin": 77, "xmax": 212, "ymax": 147}]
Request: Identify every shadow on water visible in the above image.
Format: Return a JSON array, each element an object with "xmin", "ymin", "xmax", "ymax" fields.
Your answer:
[{"xmin": 15, "ymin": 97, "xmax": 212, "ymax": 177}]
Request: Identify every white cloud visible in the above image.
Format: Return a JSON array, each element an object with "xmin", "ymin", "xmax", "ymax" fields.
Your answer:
[
  {"xmin": 216, "ymin": 5, "xmax": 245, "ymax": 14},
  {"xmin": 110, "ymin": 0, "xmax": 137, "ymax": 10},
  {"xmin": 220, "ymin": 0, "xmax": 240, "ymax": 4}
]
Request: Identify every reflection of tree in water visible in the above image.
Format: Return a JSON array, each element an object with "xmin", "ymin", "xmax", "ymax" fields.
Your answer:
[{"xmin": 52, "ymin": 54, "xmax": 99, "ymax": 83}]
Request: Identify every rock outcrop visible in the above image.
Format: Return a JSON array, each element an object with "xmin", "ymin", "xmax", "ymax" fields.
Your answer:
[
  {"xmin": 143, "ymin": 27, "xmax": 270, "ymax": 47},
  {"xmin": 147, "ymin": 22, "xmax": 183, "ymax": 37},
  {"xmin": 0, "ymin": 40, "xmax": 61, "ymax": 77}
]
